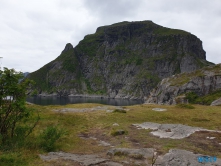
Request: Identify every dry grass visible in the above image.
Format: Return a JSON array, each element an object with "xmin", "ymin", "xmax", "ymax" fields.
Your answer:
[{"xmin": 1, "ymin": 103, "xmax": 221, "ymax": 165}]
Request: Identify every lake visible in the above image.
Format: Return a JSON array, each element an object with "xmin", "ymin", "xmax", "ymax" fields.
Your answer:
[{"xmin": 26, "ymin": 96, "xmax": 143, "ymax": 106}]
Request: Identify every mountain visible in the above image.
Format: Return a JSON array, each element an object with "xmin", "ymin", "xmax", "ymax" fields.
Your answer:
[
  {"xmin": 146, "ymin": 64, "xmax": 221, "ymax": 105},
  {"xmin": 23, "ymin": 72, "xmax": 29, "ymax": 78},
  {"xmin": 27, "ymin": 20, "xmax": 213, "ymax": 99}
]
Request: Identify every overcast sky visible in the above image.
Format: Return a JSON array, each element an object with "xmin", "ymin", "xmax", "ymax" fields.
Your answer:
[{"xmin": 0, "ymin": 0, "xmax": 221, "ymax": 72}]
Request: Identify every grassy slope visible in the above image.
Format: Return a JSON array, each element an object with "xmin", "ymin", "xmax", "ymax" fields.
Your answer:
[{"xmin": 1, "ymin": 103, "xmax": 220, "ymax": 165}]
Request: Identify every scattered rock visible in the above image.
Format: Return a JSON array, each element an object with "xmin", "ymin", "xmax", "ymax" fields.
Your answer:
[
  {"xmin": 133, "ymin": 122, "xmax": 221, "ymax": 139},
  {"xmin": 152, "ymin": 108, "xmax": 167, "ymax": 111},
  {"xmin": 98, "ymin": 140, "xmax": 111, "ymax": 147},
  {"xmin": 206, "ymin": 137, "xmax": 216, "ymax": 139},
  {"xmin": 113, "ymin": 123, "xmax": 119, "ymax": 126},
  {"xmin": 210, "ymin": 98, "xmax": 221, "ymax": 106},
  {"xmin": 99, "ymin": 161, "xmax": 123, "ymax": 166},
  {"xmin": 159, "ymin": 149, "xmax": 221, "ymax": 166},
  {"xmin": 90, "ymin": 137, "xmax": 97, "ymax": 140},
  {"xmin": 39, "ymin": 149, "xmax": 221, "ymax": 166},
  {"xmin": 106, "ymin": 110, "xmax": 114, "ymax": 113},
  {"xmin": 39, "ymin": 151, "xmax": 109, "ymax": 166},
  {"xmin": 107, "ymin": 148, "xmax": 155, "ymax": 159}
]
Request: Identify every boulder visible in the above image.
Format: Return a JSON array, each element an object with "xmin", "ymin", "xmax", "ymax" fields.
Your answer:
[{"xmin": 210, "ymin": 98, "xmax": 221, "ymax": 106}]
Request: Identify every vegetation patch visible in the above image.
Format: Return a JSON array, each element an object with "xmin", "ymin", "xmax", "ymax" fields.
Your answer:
[
  {"xmin": 111, "ymin": 129, "xmax": 127, "ymax": 136},
  {"xmin": 113, "ymin": 109, "xmax": 126, "ymax": 113},
  {"xmin": 175, "ymin": 104, "xmax": 195, "ymax": 109},
  {"xmin": 186, "ymin": 90, "xmax": 221, "ymax": 105}
]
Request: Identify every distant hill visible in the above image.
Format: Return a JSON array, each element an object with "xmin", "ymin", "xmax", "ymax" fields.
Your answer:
[{"xmin": 27, "ymin": 20, "xmax": 213, "ymax": 99}]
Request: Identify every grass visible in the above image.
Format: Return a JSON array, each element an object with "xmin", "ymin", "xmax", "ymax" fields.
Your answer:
[{"xmin": 1, "ymin": 102, "xmax": 221, "ymax": 165}]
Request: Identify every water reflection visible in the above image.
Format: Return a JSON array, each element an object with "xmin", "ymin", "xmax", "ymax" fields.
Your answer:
[{"xmin": 26, "ymin": 96, "xmax": 143, "ymax": 106}]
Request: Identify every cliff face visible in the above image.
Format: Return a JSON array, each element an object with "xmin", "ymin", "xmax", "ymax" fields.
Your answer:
[
  {"xmin": 146, "ymin": 64, "xmax": 221, "ymax": 104},
  {"xmin": 27, "ymin": 21, "xmax": 211, "ymax": 99}
]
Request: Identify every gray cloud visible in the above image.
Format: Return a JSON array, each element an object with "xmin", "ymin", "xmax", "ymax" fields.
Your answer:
[{"xmin": 0, "ymin": 0, "xmax": 220, "ymax": 72}]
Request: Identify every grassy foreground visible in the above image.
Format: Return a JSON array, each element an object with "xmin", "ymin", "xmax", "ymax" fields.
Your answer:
[{"xmin": 1, "ymin": 103, "xmax": 221, "ymax": 165}]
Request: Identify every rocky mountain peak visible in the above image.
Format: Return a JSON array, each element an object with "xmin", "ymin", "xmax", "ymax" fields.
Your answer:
[{"xmin": 62, "ymin": 43, "xmax": 74, "ymax": 53}]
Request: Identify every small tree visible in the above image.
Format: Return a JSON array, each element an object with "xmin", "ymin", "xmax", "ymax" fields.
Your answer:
[{"xmin": 0, "ymin": 68, "xmax": 39, "ymax": 144}]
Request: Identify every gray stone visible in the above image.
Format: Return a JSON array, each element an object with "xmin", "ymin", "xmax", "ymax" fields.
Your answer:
[
  {"xmin": 211, "ymin": 98, "xmax": 221, "ymax": 106},
  {"xmin": 133, "ymin": 122, "xmax": 221, "ymax": 139},
  {"xmin": 159, "ymin": 149, "xmax": 221, "ymax": 166},
  {"xmin": 206, "ymin": 137, "xmax": 216, "ymax": 140},
  {"xmin": 152, "ymin": 108, "xmax": 167, "ymax": 111},
  {"xmin": 98, "ymin": 140, "xmax": 111, "ymax": 146},
  {"xmin": 99, "ymin": 161, "xmax": 123, "ymax": 166},
  {"xmin": 107, "ymin": 148, "xmax": 155, "ymax": 159},
  {"xmin": 39, "ymin": 151, "xmax": 108, "ymax": 166},
  {"xmin": 113, "ymin": 123, "xmax": 119, "ymax": 126}
]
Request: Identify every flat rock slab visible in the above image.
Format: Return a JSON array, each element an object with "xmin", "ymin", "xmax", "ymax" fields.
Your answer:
[
  {"xmin": 39, "ymin": 151, "xmax": 110, "ymax": 166},
  {"xmin": 159, "ymin": 149, "xmax": 221, "ymax": 166},
  {"xmin": 152, "ymin": 108, "xmax": 167, "ymax": 111},
  {"xmin": 133, "ymin": 122, "xmax": 221, "ymax": 139},
  {"xmin": 107, "ymin": 148, "xmax": 155, "ymax": 159}
]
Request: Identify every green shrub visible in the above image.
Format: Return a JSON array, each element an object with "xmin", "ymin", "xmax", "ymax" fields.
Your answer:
[
  {"xmin": 31, "ymin": 89, "xmax": 38, "ymax": 96},
  {"xmin": 0, "ymin": 152, "xmax": 26, "ymax": 166},
  {"xmin": 113, "ymin": 109, "xmax": 126, "ymax": 113},
  {"xmin": 176, "ymin": 104, "xmax": 195, "ymax": 109},
  {"xmin": 186, "ymin": 90, "xmax": 221, "ymax": 105},
  {"xmin": 39, "ymin": 126, "xmax": 64, "ymax": 152},
  {"xmin": 185, "ymin": 92, "xmax": 199, "ymax": 103},
  {"xmin": 110, "ymin": 129, "xmax": 127, "ymax": 136}
]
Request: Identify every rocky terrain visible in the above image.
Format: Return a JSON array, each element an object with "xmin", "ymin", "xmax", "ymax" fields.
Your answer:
[
  {"xmin": 146, "ymin": 64, "xmax": 221, "ymax": 105},
  {"xmin": 27, "ymin": 21, "xmax": 212, "ymax": 99},
  {"xmin": 37, "ymin": 105, "xmax": 221, "ymax": 166}
]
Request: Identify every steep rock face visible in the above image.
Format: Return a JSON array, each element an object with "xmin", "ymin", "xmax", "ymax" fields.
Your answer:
[
  {"xmin": 27, "ymin": 21, "xmax": 211, "ymax": 99},
  {"xmin": 146, "ymin": 64, "xmax": 221, "ymax": 104}
]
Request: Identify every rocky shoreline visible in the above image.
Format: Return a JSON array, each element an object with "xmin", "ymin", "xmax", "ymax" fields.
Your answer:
[{"xmin": 35, "ymin": 93, "xmax": 144, "ymax": 100}]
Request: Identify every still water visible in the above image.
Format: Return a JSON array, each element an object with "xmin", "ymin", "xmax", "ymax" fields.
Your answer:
[{"xmin": 26, "ymin": 96, "xmax": 143, "ymax": 106}]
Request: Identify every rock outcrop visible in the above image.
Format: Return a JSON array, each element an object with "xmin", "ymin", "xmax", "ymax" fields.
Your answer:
[
  {"xmin": 211, "ymin": 98, "xmax": 221, "ymax": 106},
  {"xmin": 27, "ymin": 21, "xmax": 212, "ymax": 99},
  {"xmin": 146, "ymin": 64, "xmax": 221, "ymax": 104}
]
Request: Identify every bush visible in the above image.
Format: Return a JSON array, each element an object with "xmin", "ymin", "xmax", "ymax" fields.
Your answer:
[
  {"xmin": 0, "ymin": 68, "xmax": 39, "ymax": 147},
  {"xmin": 185, "ymin": 92, "xmax": 198, "ymax": 103},
  {"xmin": 39, "ymin": 126, "xmax": 64, "ymax": 152},
  {"xmin": 176, "ymin": 104, "xmax": 195, "ymax": 109},
  {"xmin": 113, "ymin": 109, "xmax": 126, "ymax": 113},
  {"xmin": 110, "ymin": 129, "xmax": 127, "ymax": 136}
]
